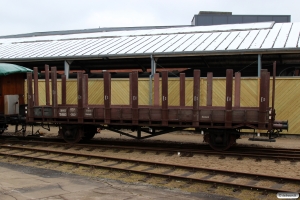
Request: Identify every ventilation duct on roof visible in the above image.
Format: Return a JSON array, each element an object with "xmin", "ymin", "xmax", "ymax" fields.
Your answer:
[{"xmin": 199, "ymin": 11, "xmax": 232, "ymax": 15}]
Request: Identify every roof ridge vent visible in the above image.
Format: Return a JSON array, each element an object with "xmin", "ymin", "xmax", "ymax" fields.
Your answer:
[{"xmin": 199, "ymin": 11, "xmax": 232, "ymax": 15}]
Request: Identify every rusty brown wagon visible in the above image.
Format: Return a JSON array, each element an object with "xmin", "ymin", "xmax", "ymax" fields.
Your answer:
[{"xmin": 25, "ymin": 62, "xmax": 288, "ymax": 150}]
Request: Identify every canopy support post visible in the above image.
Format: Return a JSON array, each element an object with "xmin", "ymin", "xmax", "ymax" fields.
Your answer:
[
  {"xmin": 64, "ymin": 60, "xmax": 73, "ymax": 79},
  {"xmin": 258, "ymin": 54, "xmax": 262, "ymax": 77},
  {"xmin": 149, "ymin": 55, "xmax": 156, "ymax": 105}
]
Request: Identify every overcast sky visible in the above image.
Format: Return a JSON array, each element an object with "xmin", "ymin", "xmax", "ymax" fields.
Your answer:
[{"xmin": 0, "ymin": 0, "xmax": 298, "ymax": 36}]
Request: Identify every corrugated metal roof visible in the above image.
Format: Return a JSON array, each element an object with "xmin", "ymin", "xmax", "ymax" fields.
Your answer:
[
  {"xmin": 0, "ymin": 21, "xmax": 299, "ymax": 61},
  {"xmin": 0, "ymin": 25, "xmax": 191, "ymax": 39}
]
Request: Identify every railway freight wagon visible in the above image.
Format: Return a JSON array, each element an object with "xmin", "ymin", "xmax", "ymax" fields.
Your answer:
[{"xmin": 26, "ymin": 63, "xmax": 288, "ymax": 150}]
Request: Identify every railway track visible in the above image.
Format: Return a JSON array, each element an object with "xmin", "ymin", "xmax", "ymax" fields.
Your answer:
[
  {"xmin": 0, "ymin": 142, "xmax": 299, "ymax": 194},
  {"xmin": 1, "ymin": 136, "xmax": 300, "ymax": 161}
]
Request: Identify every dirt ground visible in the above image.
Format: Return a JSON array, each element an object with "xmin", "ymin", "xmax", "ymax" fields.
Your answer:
[
  {"xmin": 4, "ymin": 125, "xmax": 300, "ymax": 180},
  {"xmin": 9, "ymin": 128, "xmax": 299, "ymax": 180},
  {"xmin": 2, "ymin": 125, "xmax": 300, "ymax": 200}
]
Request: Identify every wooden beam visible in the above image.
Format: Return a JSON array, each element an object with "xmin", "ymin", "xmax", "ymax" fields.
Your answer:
[{"xmin": 193, "ymin": 70, "xmax": 200, "ymax": 126}]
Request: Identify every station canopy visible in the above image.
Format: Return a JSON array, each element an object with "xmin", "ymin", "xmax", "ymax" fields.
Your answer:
[
  {"xmin": 0, "ymin": 21, "xmax": 300, "ymax": 77},
  {"xmin": 1, "ymin": 22, "xmax": 299, "ymax": 60}
]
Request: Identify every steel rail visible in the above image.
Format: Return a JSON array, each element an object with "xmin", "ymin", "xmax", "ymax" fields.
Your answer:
[
  {"xmin": 1, "ymin": 135, "xmax": 300, "ymax": 153},
  {"xmin": 1, "ymin": 138, "xmax": 300, "ymax": 161},
  {"xmin": 2, "ymin": 135, "xmax": 300, "ymax": 153},
  {"xmin": 0, "ymin": 145, "xmax": 299, "ymax": 193}
]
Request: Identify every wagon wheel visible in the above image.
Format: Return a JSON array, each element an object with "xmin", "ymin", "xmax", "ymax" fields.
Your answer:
[
  {"xmin": 62, "ymin": 126, "xmax": 83, "ymax": 143},
  {"xmin": 204, "ymin": 131, "xmax": 237, "ymax": 151},
  {"xmin": 82, "ymin": 125, "xmax": 97, "ymax": 141},
  {"xmin": 0, "ymin": 123, "xmax": 6, "ymax": 134}
]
